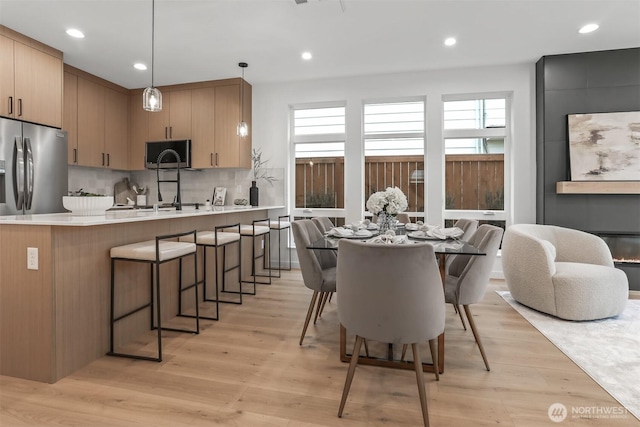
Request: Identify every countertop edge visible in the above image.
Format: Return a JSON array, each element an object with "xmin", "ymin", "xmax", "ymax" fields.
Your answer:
[{"xmin": 0, "ymin": 206, "xmax": 286, "ymax": 226}]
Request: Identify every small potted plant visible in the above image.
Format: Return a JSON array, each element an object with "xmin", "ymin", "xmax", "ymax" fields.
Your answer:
[{"xmin": 250, "ymin": 148, "xmax": 276, "ymax": 206}]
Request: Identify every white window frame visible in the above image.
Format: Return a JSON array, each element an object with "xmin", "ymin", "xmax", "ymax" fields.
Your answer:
[
  {"xmin": 289, "ymin": 101, "xmax": 347, "ymax": 220},
  {"xmin": 362, "ymin": 96, "xmax": 426, "ymax": 220},
  {"xmin": 442, "ymin": 92, "xmax": 511, "ymax": 224}
]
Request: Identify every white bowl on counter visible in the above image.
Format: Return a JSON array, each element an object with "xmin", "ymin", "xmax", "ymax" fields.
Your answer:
[{"xmin": 63, "ymin": 196, "xmax": 114, "ymax": 216}]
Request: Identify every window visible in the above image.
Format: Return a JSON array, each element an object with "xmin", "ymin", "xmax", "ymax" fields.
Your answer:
[
  {"xmin": 443, "ymin": 96, "xmax": 508, "ymax": 229},
  {"xmin": 292, "ymin": 104, "xmax": 345, "ymax": 210},
  {"xmin": 363, "ymin": 99, "xmax": 425, "ymax": 219}
]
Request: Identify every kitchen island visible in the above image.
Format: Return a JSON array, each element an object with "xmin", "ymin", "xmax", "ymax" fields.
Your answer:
[{"xmin": 0, "ymin": 206, "xmax": 283, "ymax": 383}]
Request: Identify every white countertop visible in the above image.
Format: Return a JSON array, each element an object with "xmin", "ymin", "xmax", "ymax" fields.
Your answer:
[{"xmin": 0, "ymin": 205, "xmax": 284, "ymax": 226}]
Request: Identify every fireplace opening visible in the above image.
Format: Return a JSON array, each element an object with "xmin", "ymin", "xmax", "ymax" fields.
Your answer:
[{"xmin": 596, "ymin": 233, "xmax": 640, "ymax": 265}]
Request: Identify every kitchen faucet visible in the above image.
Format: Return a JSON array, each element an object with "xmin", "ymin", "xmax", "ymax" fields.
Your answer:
[{"xmin": 156, "ymin": 148, "xmax": 182, "ymax": 210}]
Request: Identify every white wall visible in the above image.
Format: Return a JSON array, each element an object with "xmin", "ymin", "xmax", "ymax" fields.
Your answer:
[{"xmin": 251, "ymin": 62, "xmax": 537, "ymax": 226}]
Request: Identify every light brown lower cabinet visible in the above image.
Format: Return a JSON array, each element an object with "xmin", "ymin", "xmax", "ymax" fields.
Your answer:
[{"xmin": 0, "ymin": 210, "xmax": 268, "ymax": 383}]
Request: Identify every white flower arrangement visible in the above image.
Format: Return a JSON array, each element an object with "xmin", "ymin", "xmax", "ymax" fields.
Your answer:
[{"xmin": 366, "ymin": 186, "xmax": 408, "ymax": 216}]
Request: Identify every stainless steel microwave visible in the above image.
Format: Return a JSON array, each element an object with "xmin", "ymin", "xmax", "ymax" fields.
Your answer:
[{"xmin": 145, "ymin": 139, "xmax": 191, "ymax": 169}]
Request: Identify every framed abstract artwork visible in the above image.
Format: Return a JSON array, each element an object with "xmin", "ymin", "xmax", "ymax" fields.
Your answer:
[
  {"xmin": 213, "ymin": 187, "xmax": 227, "ymax": 206},
  {"xmin": 567, "ymin": 111, "xmax": 640, "ymax": 181}
]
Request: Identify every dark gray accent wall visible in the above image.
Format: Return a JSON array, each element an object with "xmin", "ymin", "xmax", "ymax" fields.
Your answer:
[{"xmin": 536, "ymin": 48, "xmax": 640, "ymax": 290}]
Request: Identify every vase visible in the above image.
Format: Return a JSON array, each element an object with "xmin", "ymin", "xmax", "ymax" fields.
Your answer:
[
  {"xmin": 249, "ymin": 181, "xmax": 259, "ymax": 206},
  {"xmin": 377, "ymin": 212, "xmax": 396, "ymax": 233}
]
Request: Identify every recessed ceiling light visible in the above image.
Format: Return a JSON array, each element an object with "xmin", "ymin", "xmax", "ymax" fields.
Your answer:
[
  {"xmin": 65, "ymin": 28, "xmax": 85, "ymax": 39},
  {"xmin": 444, "ymin": 37, "xmax": 457, "ymax": 46},
  {"xmin": 579, "ymin": 23, "xmax": 599, "ymax": 34},
  {"xmin": 134, "ymin": 63, "xmax": 147, "ymax": 71},
  {"xmin": 302, "ymin": 52, "xmax": 312, "ymax": 60}
]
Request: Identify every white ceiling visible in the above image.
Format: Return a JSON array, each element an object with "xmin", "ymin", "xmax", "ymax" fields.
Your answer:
[{"xmin": 1, "ymin": 0, "xmax": 639, "ymax": 89}]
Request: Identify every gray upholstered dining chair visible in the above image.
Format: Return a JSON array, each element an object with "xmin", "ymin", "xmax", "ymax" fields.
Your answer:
[
  {"xmin": 291, "ymin": 219, "xmax": 337, "ymax": 345},
  {"xmin": 311, "ymin": 216, "xmax": 335, "ymax": 234},
  {"xmin": 445, "ymin": 218, "xmax": 479, "ymax": 273},
  {"xmin": 445, "ymin": 224, "xmax": 503, "ymax": 371},
  {"xmin": 397, "ymin": 212, "xmax": 411, "ymax": 224},
  {"xmin": 336, "ymin": 239, "xmax": 445, "ymax": 427}
]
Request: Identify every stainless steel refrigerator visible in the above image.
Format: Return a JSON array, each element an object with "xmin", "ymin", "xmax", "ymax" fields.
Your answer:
[{"xmin": 0, "ymin": 117, "xmax": 68, "ymax": 216}]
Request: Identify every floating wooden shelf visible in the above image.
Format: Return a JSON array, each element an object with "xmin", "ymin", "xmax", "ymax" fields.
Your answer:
[{"xmin": 556, "ymin": 181, "xmax": 640, "ymax": 194}]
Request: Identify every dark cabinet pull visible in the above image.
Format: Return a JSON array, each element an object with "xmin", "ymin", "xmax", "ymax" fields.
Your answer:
[
  {"xmin": 215, "ymin": 153, "xmax": 219, "ymax": 166},
  {"xmin": 8, "ymin": 96, "xmax": 13, "ymax": 115},
  {"xmin": 73, "ymin": 148, "xmax": 77, "ymax": 164},
  {"xmin": 106, "ymin": 153, "xmax": 110, "ymax": 167},
  {"xmin": 17, "ymin": 99, "xmax": 22, "ymax": 116},
  {"xmin": 169, "ymin": 126, "xmax": 172, "ymax": 139},
  {"xmin": 165, "ymin": 127, "xmax": 168, "ymax": 139},
  {"xmin": 102, "ymin": 153, "xmax": 105, "ymax": 166},
  {"xmin": 210, "ymin": 153, "xmax": 213, "ymax": 166}
]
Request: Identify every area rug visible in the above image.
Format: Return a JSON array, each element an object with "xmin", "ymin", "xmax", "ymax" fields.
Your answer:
[{"xmin": 497, "ymin": 291, "xmax": 640, "ymax": 421}]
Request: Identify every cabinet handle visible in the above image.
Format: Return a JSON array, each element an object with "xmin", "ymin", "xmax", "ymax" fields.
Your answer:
[
  {"xmin": 169, "ymin": 126, "xmax": 173, "ymax": 139},
  {"xmin": 165, "ymin": 127, "xmax": 168, "ymax": 139},
  {"xmin": 106, "ymin": 153, "xmax": 110, "ymax": 167},
  {"xmin": 102, "ymin": 153, "xmax": 105, "ymax": 166},
  {"xmin": 210, "ymin": 153, "xmax": 213, "ymax": 166},
  {"xmin": 17, "ymin": 99, "xmax": 22, "ymax": 116},
  {"xmin": 215, "ymin": 153, "xmax": 219, "ymax": 166},
  {"xmin": 8, "ymin": 96, "xmax": 13, "ymax": 115},
  {"xmin": 73, "ymin": 148, "xmax": 77, "ymax": 164}
]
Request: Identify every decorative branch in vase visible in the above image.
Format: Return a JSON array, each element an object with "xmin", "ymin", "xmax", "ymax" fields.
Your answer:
[{"xmin": 250, "ymin": 148, "xmax": 277, "ymax": 206}]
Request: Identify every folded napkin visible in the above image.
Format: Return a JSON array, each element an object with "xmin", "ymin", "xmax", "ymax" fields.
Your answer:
[
  {"xmin": 366, "ymin": 232, "xmax": 410, "ymax": 245},
  {"xmin": 408, "ymin": 226, "xmax": 464, "ymax": 240},
  {"xmin": 405, "ymin": 223, "xmax": 419, "ymax": 231},
  {"xmin": 327, "ymin": 227, "xmax": 373, "ymax": 238},
  {"xmin": 327, "ymin": 227, "xmax": 354, "ymax": 237},
  {"xmin": 354, "ymin": 229, "xmax": 373, "ymax": 237}
]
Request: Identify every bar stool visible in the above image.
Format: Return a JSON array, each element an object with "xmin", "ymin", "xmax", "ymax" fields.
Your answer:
[
  {"xmin": 179, "ymin": 223, "xmax": 243, "ymax": 320},
  {"xmin": 236, "ymin": 218, "xmax": 272, "ymax": 294},
  {"xmin": 263, "ymin": 215, "xmax": 291, "ymax": 278},
  {"xmin": 108, "ymin": 230, "xmax": 199, "ymax": 362}
]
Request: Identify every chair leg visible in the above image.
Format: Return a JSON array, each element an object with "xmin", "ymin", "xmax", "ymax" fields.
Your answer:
[
  {"xmin": 300, "ymin": 291, "xmax": 319, "ymax": 345},
  {"xmin": 411, "ymin": 343, "xmax": 430, "ymax": 427},
  {"xmin": 401, "ymin": 344, "xmax": 408, "ymax": 361},
  {"xmin": 456, "ymin": 304, "xmax": 467, "ymax": 331},
  {"xmin": 317, "ymin": 291, "xmax": 330, "ymax": 318},
  {"xmin": 313, "ymin": 291, "xmax": 325, "ymax": 324},
  {"xmin": 338, "ymin": 335, "xmax": 364, "ymax": 418},
  {"xmin": 363, "ymin": 339, "xmax": 369, "ymax": 357},
  {"xmin": 428, "ymin": 339, "xmax": 439, "ymax": 381},
  {"xmin": 464, "ymin": 305, "xmax": 490, "ymax": 371}
]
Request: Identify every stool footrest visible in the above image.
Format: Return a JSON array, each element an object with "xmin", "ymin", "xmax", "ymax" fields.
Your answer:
[
  {"xmin": 107, "ymin": 352, "xmax": 161, "ymax": 362},
  {"xmin": 113, "ymin": 302, "xmax": 152, "ymax": 323}
]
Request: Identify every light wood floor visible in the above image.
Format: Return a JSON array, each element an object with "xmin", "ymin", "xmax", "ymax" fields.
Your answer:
[{"xmin": 1, "ymin": 270, "xmax": 637, "ymax": 426}]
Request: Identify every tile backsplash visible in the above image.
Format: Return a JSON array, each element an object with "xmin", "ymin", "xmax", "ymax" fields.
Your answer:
[{"xmin": 68, "ymin": 166, "xmax": 285, "ymax": 207}]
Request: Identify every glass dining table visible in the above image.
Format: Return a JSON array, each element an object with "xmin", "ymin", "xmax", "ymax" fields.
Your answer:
[{"xmin": 307, "ymin": 227, "xmax": 485, "ymax": 375}]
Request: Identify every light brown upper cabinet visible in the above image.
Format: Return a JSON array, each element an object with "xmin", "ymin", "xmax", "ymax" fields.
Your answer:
[
  {"xmin": 128, "ymin": 91, "xmax": 149, "ymax": 170},
  {"xmin": 0, "ymin": 27, "xmax": 63, "ymax": 128},
  {"xmin": 104, "ymin": 88, "xmax": 129, "ymax": 170},
  {"xmin": 190, "ymin": 87, "xmax": 216, "ymax": 169},
  {"xmin": 63, "ymin": 71, "xmax": 78, "ymax": 164},
  {"xmin": 214, "ymin": 80, "xmax": 251, "ymax": 169},
  {"xmin": 64, "ymin": 65, "xmax": 129, "ymax": 169},
  {"xmin": 148, "ymin": 89, "xmax": 192, "ymax": 141}
]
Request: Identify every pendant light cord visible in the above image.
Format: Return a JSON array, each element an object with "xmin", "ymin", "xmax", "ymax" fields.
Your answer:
[
  {"xmin": 240, "ymin": 66, "xmax": 244, "ymax": 122},
  {"xmin": 151, "ymin": 0, "xmax": 155, "ymax": 88}
]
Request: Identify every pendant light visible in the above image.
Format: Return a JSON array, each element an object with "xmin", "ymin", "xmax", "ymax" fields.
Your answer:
[
  {"xmin": 237, "ymin": 62, "xmax": 249, "ymax": 137},
  {"xmin": 143, "ymin": 0, "xmax": 162, "ymax": 112}
]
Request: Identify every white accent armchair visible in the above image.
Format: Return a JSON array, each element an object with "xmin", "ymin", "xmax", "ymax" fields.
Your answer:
[{"xmin": 502, "ymin": 224, "xmax": 628, "ymax": 321}]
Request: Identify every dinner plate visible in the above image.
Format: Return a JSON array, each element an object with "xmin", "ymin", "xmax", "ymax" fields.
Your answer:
[
  {"xmin": 336, "ymin": 231, "xmax": 378, "ymax": 239},
  {"xmin": 407, "ymin": 232, "xmax": 446, "ymax": 240}
]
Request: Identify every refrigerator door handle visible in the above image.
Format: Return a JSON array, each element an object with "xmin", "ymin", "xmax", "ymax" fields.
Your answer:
[
  {"xmin": 13, "ymin": 137, "xmax": 25, "ymax": 210},
  {"xmin": 24, "ymin": 138, "xmax": 34, "ymax": 210}
]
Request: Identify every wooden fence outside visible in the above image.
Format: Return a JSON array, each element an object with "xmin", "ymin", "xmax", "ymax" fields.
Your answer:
[{"xmin": 295, "ymin": 154, "xmax": 504, "ymax": 211}]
